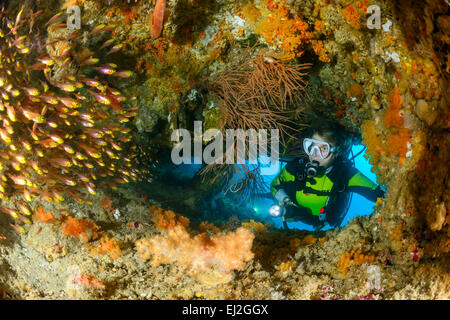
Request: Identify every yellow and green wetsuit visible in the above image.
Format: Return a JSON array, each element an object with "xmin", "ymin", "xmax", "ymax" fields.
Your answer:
[{"xmin": 270, "ymin": 158, "xmax": 385, "ymax": 228}]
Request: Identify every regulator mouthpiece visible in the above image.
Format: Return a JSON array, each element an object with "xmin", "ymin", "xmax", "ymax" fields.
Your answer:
[{"xmin": 305, "ymin": 160, "xmax": 320, "ymax": 178}]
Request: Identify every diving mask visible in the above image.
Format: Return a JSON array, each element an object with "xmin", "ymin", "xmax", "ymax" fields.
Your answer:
[{"xmin": 303, "ymin": 138, "xmax": 338, "ymax": 160}]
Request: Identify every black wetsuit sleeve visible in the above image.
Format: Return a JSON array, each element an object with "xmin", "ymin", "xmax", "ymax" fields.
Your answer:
[
  {"xmin": 349, "ymin": 185, "xmax": 385, "ymax": 202},
  {"xmin": 346, "ymin": 167, "xmax": 385, "ymax": 202}
]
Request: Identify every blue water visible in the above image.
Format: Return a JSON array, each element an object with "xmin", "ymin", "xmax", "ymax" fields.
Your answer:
[
  {"xmin": 171, "ymin": 157, "xmax": 203, "ymax": 180},
  {"xmin": 253, "ymin": 145, "xmax": 379, "ymax": 231}
]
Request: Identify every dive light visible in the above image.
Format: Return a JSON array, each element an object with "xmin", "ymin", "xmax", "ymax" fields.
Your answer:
[{"xmin": 269, "ymin": 204, "xmax": 285, "ymax": 217}]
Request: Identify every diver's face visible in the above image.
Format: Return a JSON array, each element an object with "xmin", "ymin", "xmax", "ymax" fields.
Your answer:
[{"xmin": 308, "ymin": 133, "xmax": 337, "ymax": 168}]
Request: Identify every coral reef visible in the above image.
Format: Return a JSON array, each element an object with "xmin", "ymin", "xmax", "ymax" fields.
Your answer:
[
  {"xmin": 60, "ymin": 216, "xmax": 100, "ymax": 243},
  {"xmin": 91, "ymin": 235, "xmax": 122, "ymax": 260},
  {"xmin": 337, "ymin": 249, "xmax": 375, "ymax": 276},
  {"xmin": 244, "ymin": 0, "xmax": 330, "ymax": 61},
  {"xmin": 0, "ymin": 0, "xmax": 448, "ymax": 301},
  {"xmin": 136, "ymin": 207, "xmax": 255, "ymax": 274}
]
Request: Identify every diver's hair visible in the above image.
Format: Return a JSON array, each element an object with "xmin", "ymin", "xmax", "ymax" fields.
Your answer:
[{"xmin": 306, "ymin": 119, "xmax": 353, "ymax": 157}]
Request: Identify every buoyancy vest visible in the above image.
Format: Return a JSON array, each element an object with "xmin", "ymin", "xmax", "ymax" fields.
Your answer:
[{"xmin": 271, "ymin": 157, "xmax": 354, "ymax": 227}]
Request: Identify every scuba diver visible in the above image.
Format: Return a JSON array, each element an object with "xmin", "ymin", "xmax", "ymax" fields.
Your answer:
[{"xmin": 270, "ymin": 119, "xmax": 385, "ymax": 231}]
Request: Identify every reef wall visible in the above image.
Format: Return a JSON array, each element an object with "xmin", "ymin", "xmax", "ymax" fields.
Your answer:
[{"xmin": 0, "ymin": 0, "xmax": 448, "ymax": 299}]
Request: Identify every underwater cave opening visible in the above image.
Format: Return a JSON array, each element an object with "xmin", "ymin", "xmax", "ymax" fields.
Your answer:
[{"xmin": 147, "ymin": 141, "xmax": 382, "ymax": 232}]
